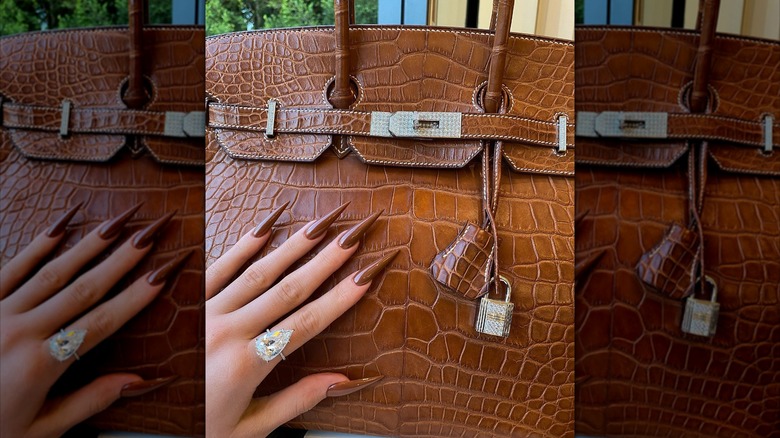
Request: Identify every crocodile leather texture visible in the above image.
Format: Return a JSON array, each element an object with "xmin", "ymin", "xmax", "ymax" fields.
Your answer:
[
  {"xmin": 206, "ymin": 26, "xmax": 575, "ymax": 437},
  {"xmin": 0, "ymin": 27, "xmax": 205, "ymax": 436},
  {"xmin": 430, "ymin": 222, "xmax": 495, "ymax": 299},
  {"xmin": 575, "ymin": 27, "xmax": 780, "ymax": 437},
  {"xmin": 636, "ymin": 222, "xmax": 701, "ymax": 300}
]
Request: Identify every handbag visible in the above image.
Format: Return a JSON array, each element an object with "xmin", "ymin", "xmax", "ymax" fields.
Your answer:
[
  {"xmin": 0, "ymin": 0, "xmax": 205, "ymax": 435},
  {"xmin": 205, "ymin": 0, "xmax": 575, "ymax": 436},
  {"xmin": 574, "ymin": 0, "xmax": 779, "ymax": 436}
]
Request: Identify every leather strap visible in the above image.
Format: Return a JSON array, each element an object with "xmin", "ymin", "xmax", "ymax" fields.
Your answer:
[
  {"xmin": 484, "ymin": 0, "xmax": 514, "ymax": 113},
  {"xmin": 124, "ymin": 0, "xmax": 148, "ymax": 108},
  {"xmin": 3, "ymin": 102, "xmax": 205, "ymax": 138},
  {"xmin": 576, "ymin": 111, "xmax": 779, "ymax": 149},
  {"xmin": 690, "ymin": 0, "xmax": 720, "ymax": 112},
  {"xmin": 331, "ymin": 0, "xmax": 354, "ymax": 108},
  {"xmin": 208, "ymin": 102, "xmax": 574, "ymax": 148}
]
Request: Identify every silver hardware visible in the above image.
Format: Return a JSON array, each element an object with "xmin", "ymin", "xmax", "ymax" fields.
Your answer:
[
  {"xmin": 475, "ymin": 276, "xmax": 514, "ymax": 337},
  {"xmin": 370, "ymin": 111, "xmax": 462, "ymax": 138},
  {"xmin": 164, "ymin": 111, "xmax": 206, "ymax": 137},
  {"xmin": 266, "ymin": 99, "xmax": 278, "ymax": 138},
  {"xmin": 60, "ymin": 99, "xmax": 72, "ymax": 138},
  {"xmin": 681, "ymin": 275, "xmax": 719, "ymax": 337},
  {"xmin": 576, "ymin": 111, "xmax": 668, "ymax": 138},
  {"xmin": 764, "ymin": 114, "xmax": 774, "ymax": 153},
  {"xmin": 557, "ymin": 114, "xmax": 567, "ymax": 153}
]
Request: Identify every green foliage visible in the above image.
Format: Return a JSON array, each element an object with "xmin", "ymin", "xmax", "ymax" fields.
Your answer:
[
  {"xmin": 575, "ymin": 0, "xmax": 584, "ymax": 24},
  {"xmin": 206, "ymin": 0, "xmax": 378, "ymax": 36}
]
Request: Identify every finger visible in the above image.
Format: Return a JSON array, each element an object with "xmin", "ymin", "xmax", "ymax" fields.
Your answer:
[
  {"xmin": 268, "ymin": 250, "xmax": 398, "ymax": 353},
  {"xmin": 54, "ymin": 252, "xmax": 190, "ymax": 362},
  {"xmin": 26, "ymin": 373, "xmax": 140, "ymax": 438},
  {"xmin": 206, "ymin": 203, "xmax": 288, "ymax": 300},
  {"xmin": 28, "ymin": 227, "xmax": 158, "ymax": 336},
  {"xmin": 0, "ymin": 204, "xmax": 81, "ymax": 299},
  {"xmin": 209, "ymin": 202, "xmax": 349, "ymax": 315},
  {"xmin": 232, "ymin": 232, "xmax": 360, "ymax": 337},
  {"xmin": 4, "ymin": 203, "xmax": 142, "ymax": 314},
  {"xmin": 233, "ymin": 373, "xmax": 348, "ymax": 438}
]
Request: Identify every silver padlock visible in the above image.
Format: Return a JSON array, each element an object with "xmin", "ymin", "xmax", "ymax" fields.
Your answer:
[
  {"xmin": 475, "ymin": 276, "xmax": 514, "ymax": 337},
  {"xmin": 681, "ymin": 275, "xmax": 720, "ymax": 337}
]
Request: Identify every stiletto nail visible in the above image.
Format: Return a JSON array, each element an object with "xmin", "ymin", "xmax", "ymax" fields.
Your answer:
[
  {"xmin": 304, "ymin": 202, "xmax": 350, "ymax": 240},
  {"xmin": 120, "ymin": 376, "xmax": 178, "ymax": 398},
  {"xmin": 252, "ymin": 202, "xmax": 289, "ymax": 238},
  {"xmin": 147, "ymin": 251, "xmax": 194, "ymax": 286},
  {"xmin": 132, "ymin": 211, "xmax": 177, "ymax": 249},
  {"xmin": 46, "ymin": 202, "xmax": 83, "ymax": 237},
  {"xmin": 326, "ymin": 375, "xmax": 384, "ymax": 398},
  {"xmin": 98, "ymin": 202, "xmax": 144, "ymax": 240},
  {"xmin": 338, "ymin": 210, "xmax": 382, "ymax": 249},
  {"xmin": 353, "ymin": 250, "xmax": 400, "ymax": 286}
]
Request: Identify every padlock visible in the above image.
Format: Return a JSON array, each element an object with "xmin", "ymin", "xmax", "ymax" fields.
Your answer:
[
  {"xmin": 475, "ymin": 276, "xmax": 514, "ymax": 337},
  {"xmin": 681, "ymin": 275, "xmax": 720, "ymax": 337}
]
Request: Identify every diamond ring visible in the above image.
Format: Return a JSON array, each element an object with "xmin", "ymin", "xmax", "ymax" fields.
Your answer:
[
  {"xmin": 49, "ymin": 329, "xmax": 87, "ymax": 362},
  {"xmin": 255, "ymin": 329, "xmax": 293, "ymax": 362}
]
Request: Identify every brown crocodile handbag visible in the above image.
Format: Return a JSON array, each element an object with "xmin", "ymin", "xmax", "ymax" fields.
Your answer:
[
  {"xmin": 205, "ymin": 0, "xmax": 575, "ymax": 436},
  {"xmin": 575, "ymin": 0, "xmax": 780, "ymax": 436},
  {"xmin": 0, "ymin": 0, "xmax": 205, "ymax": 435}
]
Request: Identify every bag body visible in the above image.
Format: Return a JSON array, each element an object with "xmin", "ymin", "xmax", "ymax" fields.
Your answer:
[
  {"xmin": 0, "ymin": 25, "xmax": 206, "ymax": 436},
  {"xmin": 574, "ymin": 25, "xmax": 780, "ymax": 437},
  {"xmin": 205, "ymin": 22, "xmax": 575, "ymax": 437}
]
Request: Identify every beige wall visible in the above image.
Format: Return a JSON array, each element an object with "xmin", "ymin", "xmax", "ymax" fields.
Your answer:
[{"xmin": 680, "ymin": 0, "xmax": 779, "ymax": 39}]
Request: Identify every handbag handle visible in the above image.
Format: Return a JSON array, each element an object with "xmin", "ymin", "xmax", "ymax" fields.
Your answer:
[
  {"xmin": 124, "ymin": 0, "xmax": 148, "ymax": 108},
  {"xmin": 330, "ymin": 0, "xmax": 516, "ymax": 114},
  {"xmin": 690, "ymin": 0, "xmax": 720, "ymax": 113}
]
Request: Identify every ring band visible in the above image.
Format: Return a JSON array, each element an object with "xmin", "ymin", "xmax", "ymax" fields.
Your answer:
[
  {"xmin": 49, "ymin": 329, "xmax": 87, "ymax": 362},
  {"xmin": 255, "ymin": 329, "xmax": 293, "ymax": 362}
]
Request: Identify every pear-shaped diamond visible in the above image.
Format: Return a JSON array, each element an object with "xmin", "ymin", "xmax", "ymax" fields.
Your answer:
[
  {"xmin": 255, "ymin": 329, "xmax": 293, "ymax": 362},
  {"xmin": 49, "ymin": 329, "xmax": 87, "ymax": 361}
]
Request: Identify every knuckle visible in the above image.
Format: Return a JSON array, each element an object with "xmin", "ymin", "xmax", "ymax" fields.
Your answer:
[
  {"xmin": 88, "ymin": 308, "xmax": 114, "ymax": 340},
  {"xmin": 69, "ymin": 281, "xmax": 99, "ymax": 306},
  {"xmin": 240, "ymin": 266, "xmax": 269, "ymax": 291},
  {"xmin": 275, "ymin": 278, "xmax": 305, "ymax": 308},
  {"xmin": 294, "ymin": 307, "xmax": 320, "ymax": 340},
  {"xmin": 36, "ymin": 265, "xmax": 62, "ymax": 289}
]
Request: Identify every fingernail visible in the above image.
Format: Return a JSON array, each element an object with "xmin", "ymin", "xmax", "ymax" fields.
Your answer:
[
  {"xmin": 46, "ymin": 202, "xmax": 83, "ymax": 237},
  {"xmin": 338, "ymin": 210, "xmax": 382, "ymax": 249},
  {"xmin": 304, "ymin": 202, "xmax": 350, "ymax": 240},
  {"xmin": 98, "ymin": 202, "xmax": 144, "ymax": 240},
  {"xmin": 120, "ymin": 375, "xmax": 178, "ymax": 398},
  {"xmin": 132, "ymin": 211, "xmax": 177, "ymax": 249},
  {"xmin": 353, "ymin": 250, "xmax": 400, "ymax": 286},
  {"xmin": 147, "ymin": 251, "xmax": 194, "ymax": 286},
  {"xmin": 326, "ymin": 375, "xmax": 384, "ymax": 398},
  {"xmin": 252, "ymin": 202, "xmax": 289, "ymax": 238}
]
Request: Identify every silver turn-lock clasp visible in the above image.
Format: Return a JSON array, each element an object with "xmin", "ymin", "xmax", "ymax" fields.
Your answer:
[
  {"xmin": 681, "ymin": 275, "xmax": 720, "ymax": 337},
  {"xmin": 475, "ymin": 276, "xmax": 514, "ymax": 337}
]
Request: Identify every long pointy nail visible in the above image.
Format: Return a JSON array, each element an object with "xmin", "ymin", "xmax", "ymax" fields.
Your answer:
[
  {"xmin": 326, "ymin": 375, "xmax": 384, "ymax": 398},
  {"xmin": 120, "ymin": 376, "xmax": 179, "ymax": 398},
  {"xmin": 132, "ymin": 210, "xmax": 177, "ymax": 249},
  {"xmin": 46, "ymin": 202, "xmax": 83, "ymax": 237},
  {"xmin": 353, "ymin": 250, "xmax": 400, "ymax": 286},
  {"xmin": 338, "ymin": 210, "xmax": 382, "ymax": 249},
  {"xmin": 98, "ymin": 202, "xmax": 144, "ymax": 240},
  {"xmin": 252, "ymin": 202, "xmax": 289, "ymax": 238},
  {"xmin": 147, "ymin": 251, "xmax": 194, "ymax": 286},
  {"xmin": 304, "ymin": 202, "xmax": 350, "ymax": 240}
]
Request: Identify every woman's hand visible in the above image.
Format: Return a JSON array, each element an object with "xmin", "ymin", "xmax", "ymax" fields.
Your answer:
[
  {"xmin": 205, "ymin": 203, "xmax": 395, "ymax": 438},
  {"xmin": 0, "ymin": 203, "xmax": 184, "ymax": 438}
]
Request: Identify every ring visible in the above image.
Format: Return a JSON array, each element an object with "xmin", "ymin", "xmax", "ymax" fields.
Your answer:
[
  {"xmin": 49, "ymin": 329, "xmax": 87, "ymax": 362},
  {"xmin": 255, "ymin": 329, "xmax": 293, "ymax": 362}
]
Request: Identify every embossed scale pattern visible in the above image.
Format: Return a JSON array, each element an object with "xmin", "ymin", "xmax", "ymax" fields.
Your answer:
[
  {"xmin": 636, "ymin": 222, "xmax": 700, "ymax": 300},
  {"xmin": 0, "ymin": 27, "xmax": 205, "ymax": 436},
  {"xmin": 206, "ymin": 27, "xmax": 575, "ymax": 437},
  {"xmin": 575, "ymin": 28, "xmax": 780, "ymax": 437}
]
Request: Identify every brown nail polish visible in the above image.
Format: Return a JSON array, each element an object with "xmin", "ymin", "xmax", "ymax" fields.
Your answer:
[
  {"xmin": 338, "ymin": 210, "xmax": 382, "ymax": 249},
  {"xmin": 353, "ymin": 250, "xmax": 400, "ymax": 286},
  {"xmin": 120, "ymin": 376, "xmax": 178, "ymax": 398},
  {"xmin": 252, "ymin": 202, "xmax": 289, "ymax": 238},
  {"xmin": 326, "ymin": 375, "xmax": 384, "ymax": 398},
  {"xmin": 147, "ymin": 251, "xmax": 194, "ymax": 286},
  {"xmin": 132, "ymin": 211, "xmax": 176, "ymax": 249},
  {"xmin": 304, "ymin": 202, "xmax": 350, "ymax": 240},
  {"xmin": 46, "ymin": 202, "xmax": 83, "ymax": 237},
  {"xmin": 98, "ymin": 202, "xmax": 144, "ymax": 240}
]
